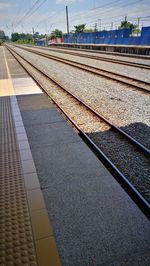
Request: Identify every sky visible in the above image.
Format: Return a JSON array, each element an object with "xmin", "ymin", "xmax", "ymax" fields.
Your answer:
[{"xmin": 0, "ymin": 0, "xmax": 150, "ymax": 36}]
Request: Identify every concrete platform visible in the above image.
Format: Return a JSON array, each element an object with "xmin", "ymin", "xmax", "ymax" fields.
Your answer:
[
  {"xmin": 18, "ymin": 94, "xmax": 150, "ymax": 266},
  {"xmin": 0, "ymin": 47, "xmax": 61, "ymax": 266},
  {"xmin": 1, "ymin": 46, "xmax": 150, "ymax": 266},
  {"xmin": 51, "ymin": 43, "xmax": 150, "ymax": 56}
]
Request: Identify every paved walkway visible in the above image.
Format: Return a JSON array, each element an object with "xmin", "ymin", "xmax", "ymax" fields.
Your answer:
[{"xmin": 0, "ymin": 46, "xmax": 60, "ymax": 265}]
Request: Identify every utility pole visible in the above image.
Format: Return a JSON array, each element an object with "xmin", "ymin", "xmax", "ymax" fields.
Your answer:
[
  {"xmin": 32, "ymin": 25, "xmax": 38, "ymax": 43},
  {"xmin": 142, "ymin": 21, "xmax": 143, "ymax": 28},
  {"xmin": 11, "ymin": 23, "xmax": 14, "ymax": 33},
  {"xmin": 137, "ymin": 17, "xmax": 140, "ymax": 29},
  {"xmin": 66, "ymin": 6, "xmax": 69, "ymax": 34},
  {"xmin": 44, "ymin": 22, "xmax": 48, "ymax": 46},
  {"xmin": 137, "ymin": 17, "xmax": 140, "ymax": 36},
  {"xmin": 32, "ymin": 27, "xmax": 35, "ymax": 42},
  {"xmin": 98, "ymin": 19, "xmax": 101, "ymax": 31},
  {"xmin": 32, "ymin": 27, "xmax": 35, "ymax": 35},
  {"xmin": 111, "ymin": 22, "xmax": 113, "ymax": 30},
  {"xmin": 94, "ymin": 22, "xmax": 98, "ymax": 32}
]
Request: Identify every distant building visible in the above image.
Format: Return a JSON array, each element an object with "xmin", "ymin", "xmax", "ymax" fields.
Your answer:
[
  {"xmin": 0, "ymin": 30, "xmax": 5, "ymax": 40},
  {"xmin": 36, "ymin": 38, "xmax": 46, "ymax": 46},
  {"xmin": 48, "ymin": 38, "xmax": 64, "ymax": 45}
]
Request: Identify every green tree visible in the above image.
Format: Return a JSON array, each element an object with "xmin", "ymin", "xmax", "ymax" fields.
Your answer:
[
  {"xmin": 11, "ymin": 32, "xmax": 34, "ymax": 43},
  {"xmin": 119, "ymin": 20, "xmax": 137, "ymax": 30},
  {"xmin": 74, "ymin": 24, "xmax": 86, "ymax": 33},
  {"xmin": 19, "ymin": 33, "xmax": 26, "ymax": 41},
  {"xmin": 11, "ymin": 32, "xmax": 20, "ymax": 42},
  {"xmin": 84, "ymin": 28, "xmax": 94, "ymax": 33},
  {"xmin": 25, "ymin": 33, "xmax": 33, "ymax": 41},
  {"xmin": 50, "ymin": 29, "xmax": 63, "ymax": 40}
]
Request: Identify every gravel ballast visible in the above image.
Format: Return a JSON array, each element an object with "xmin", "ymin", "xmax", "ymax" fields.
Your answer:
[
  {"xmin": 48, "ymin": 46, "xmax": 150, "ymax": 66},
  {"xmin": 24, "ymin": 45, "xmax": 150, "ymax": 83},
  {"xmin": 11, "ymin": 45, "xmax": 150, "ymax": 149},
  {"xmin": 8, "ymin": 46, "xmax": 150, "ymax": 203}
]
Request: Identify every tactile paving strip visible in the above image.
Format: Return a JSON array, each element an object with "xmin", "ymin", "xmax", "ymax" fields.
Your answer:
[{"xmin": 0, "ymin": 96, "xmax": 38, "ymax": 265}]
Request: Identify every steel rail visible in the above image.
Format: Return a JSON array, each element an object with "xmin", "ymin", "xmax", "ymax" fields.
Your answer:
[
  {"xmin": 55, "ymin": 49, "xmax": 150, "ymax": 69},
  {"xmin": 34, "ymin": 46, "xmax": 150, "ymax": 70},
  {"xmin": 15, "ymin": 45, "xmax": 150, "ymax": 94},
  {"xmin": 7, "ymin": 44, "xmax": 150, "ymax": 156},
  {"xmin": 51, "ymin": 44, "xmax": 150, "ymax": 60},
  {"xmin": 6, "ymin": 44, "xmax": 150, "ymax": 219},
  {"xmin": 46, "ymin": 45, "xmax": 150, "ymax": 67}
]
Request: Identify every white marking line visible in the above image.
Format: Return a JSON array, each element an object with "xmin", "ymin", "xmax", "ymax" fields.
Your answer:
[
  {"xmin": 3, "ymin": 46, "xmax": 15, "ymax": 95},
  {"xmin": 3, "ymin": 46, "xmax": 12, "ymax": 79},
  {"xmin": 3, "ymin": 47, "xmax": 43, "ymax": 96}
]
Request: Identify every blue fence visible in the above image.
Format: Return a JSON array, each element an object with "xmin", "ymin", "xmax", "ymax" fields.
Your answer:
[
  {"xmin": 64, "ymin": 27, "xmax": 150, "ymax": 46},
  {"xmin": 36, "ymin": 39, "xmax": 46, "ymax": 46}
]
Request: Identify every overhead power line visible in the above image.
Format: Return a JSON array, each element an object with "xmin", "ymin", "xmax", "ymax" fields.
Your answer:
[
  {"xmin": 17, "ymin": 0, "xmax": 124, "ymax": 30},
  {"xmin": 12, "ymin": 0, "xmax": 25, "ymax": 26},
  {"xmin": 13, "ymin": 0, "xmax": 47, "ymax": 29},
  {"xmin": 34, "ymin": 1, "xmax": 124, "ymax": 28},
  {"xmin": 17, "ymin": 0, "xmax": 41, "ymax": 22},
  {"xmin": 25, "ymin": 0, "xmax": 47, "ymax": 19},
  {"xmin": 91, "ymin": 0, "xmax": 122, "ymax": 10},
  {"xmin": 11, "ymin": 0, "xmax": 149, "ymax": 34},
  {"xmin": 65, "ymin": 0, "xmax": 142, "ymax": 24}
]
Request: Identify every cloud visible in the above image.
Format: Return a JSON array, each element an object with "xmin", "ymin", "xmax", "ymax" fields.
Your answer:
[
  {"xmin": 1, "ymin": 0, "xmax": 150, "ymax": 36},
  {"xmin": 66, "ymin": 1, "xmax": 150, "ymax": 30},
  {"xmin": 0, "ymin": 2, "xmax": 15, "ymax": 10},
  {"xmin": 15, "ymin": 1, "xmax": 150, "ymax": 34}
]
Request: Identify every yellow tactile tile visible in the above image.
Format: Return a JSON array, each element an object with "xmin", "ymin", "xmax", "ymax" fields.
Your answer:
[
  {"xmin": 0, "ymin": 46, "xmax": 61, "ymax": 266},
  {"xmin": 0, "ymin": 243, "xmax": 37, "ymax": 265},
  {"xmin": 24, "ymin": 173, "xmax": 40, "ymax": 190},
  {"xmin": 27, "ymin": 189, "xmax": 46, "ymax": 212},
  {"xmin": 0, "ymin": 97, "xmax": 38, "ymax": 265},
  {"xmin": 31, "ymin": 209, "xmax": 53, "ymax": 240},
  {"xmin": 35, "ymin": 237, "xmax": 61, "ymax": 266}
]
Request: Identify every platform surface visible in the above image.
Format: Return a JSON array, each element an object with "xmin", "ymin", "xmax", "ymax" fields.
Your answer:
[
  {"xmin": 0, "ymin": 46, "xmax": 150, "ymax": 266},
  {"xmin": 0, "ymin": 46, "xmax": 61, "ymax": 266},
  {"xmin": 52, "ymin": 43, "xmax": 150, "ymax": 55},
  {"xmin": 18, "ymin": 96, "xmax": 150, "ymax": 266}
]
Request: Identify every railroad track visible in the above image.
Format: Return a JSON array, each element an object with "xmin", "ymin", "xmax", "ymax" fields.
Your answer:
[
  {"xmin": 50, "ymin": 45, "xmax": 150, "ymax": 61},
  {"xmin": 6, "ymin": 45, "xmax": 150, "ymax": 218},
  {"xmin": 35, "ymin": 46, "xmax": 150, "ymax": 70},
  {"xmin": 14, "ymin": 45, "xmax": 150, "ymax": 94}
]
